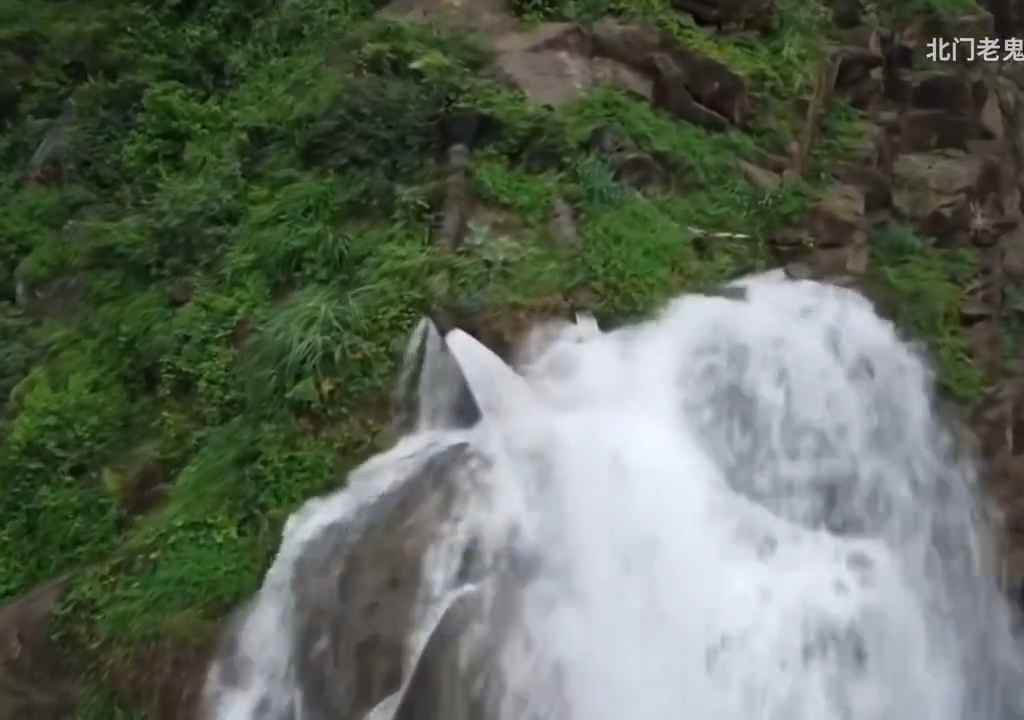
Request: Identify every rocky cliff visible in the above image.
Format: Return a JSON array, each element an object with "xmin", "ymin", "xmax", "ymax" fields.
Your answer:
[{"xmin": 1, "ymin": 0, "xmax": 1024, "ymax": 716}]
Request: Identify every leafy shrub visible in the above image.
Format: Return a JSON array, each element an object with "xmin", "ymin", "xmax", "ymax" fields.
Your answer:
[{"xmin": 0, "ymin": 367, "xmax": 129, "ymax": 597}]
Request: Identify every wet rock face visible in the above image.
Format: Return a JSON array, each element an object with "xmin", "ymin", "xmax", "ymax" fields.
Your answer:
[
  {"xmin": 301, "ymin": 444, "xmax": 473, "ymax": 719},
  {"xmin": 199, "ymin": 317, "xmax": 570, "ymax": 720},
  {"xmin": 389, "ymin": 577, "xmax": 551, "ymax": 720},
  {"xmin": 205, "ymin": 441, "xmax": 487, "ymax": 720},
  {"xmin": 390, "ymin": 588, "xmax": 488, "ymax": 720}
]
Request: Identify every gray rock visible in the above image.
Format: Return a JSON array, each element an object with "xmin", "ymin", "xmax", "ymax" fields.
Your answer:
[{"xmin": 0, "ymin": 578, "xmax": 77, "ymax": 720}]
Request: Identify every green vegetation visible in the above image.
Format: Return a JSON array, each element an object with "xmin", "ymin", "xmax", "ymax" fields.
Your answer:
[
  {"xmin": 513, "ymin": 0, "xmax": 831, "ymax": 98},
  {"xmin": 0, "ymin": 0, "xmax": 993, "ymax": 714},
  {"xmin": 867, "ymin": 224, "xmax": 984, "ymax": 404}
]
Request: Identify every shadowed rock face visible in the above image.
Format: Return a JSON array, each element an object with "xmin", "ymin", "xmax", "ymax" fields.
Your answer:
[
  {"xmin": 391, "ymin": 538, "xmax": 561, "ymax": 720},
  {"xmin": 390, "ymin": 588, "xmax": 489, "ymax": 720},
  {"xmin": 0, "ymin": 578, "xmax": 77, "ymax": 720},
  {"xmin": 670, "ymin": 0, "xmax": 777, "ymax": 32},
  {"xmin": 293, "ymin": 443, "xmax": 472, "ymax": 720}
]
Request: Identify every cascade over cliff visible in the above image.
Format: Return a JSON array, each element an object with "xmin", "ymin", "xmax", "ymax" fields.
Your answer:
[{"xmin": 3, "ymin": 0, "xmax": 1024, "ymax": 717}]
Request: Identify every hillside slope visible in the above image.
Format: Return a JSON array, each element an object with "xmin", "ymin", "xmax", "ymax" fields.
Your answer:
[{"xmin": 2, "ymin": 0, "xmax": 1023, "ymax": 716}]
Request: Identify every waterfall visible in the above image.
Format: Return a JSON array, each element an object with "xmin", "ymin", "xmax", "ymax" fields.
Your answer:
[{"xmin": 200, "ymin": 274, "xmax": 1024, "ymax": 720}]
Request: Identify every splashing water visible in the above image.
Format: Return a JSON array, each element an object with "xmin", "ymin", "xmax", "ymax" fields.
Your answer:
[{"xmin": 201, "ymin": 274, "xmax": 1024, "ymax": 720}]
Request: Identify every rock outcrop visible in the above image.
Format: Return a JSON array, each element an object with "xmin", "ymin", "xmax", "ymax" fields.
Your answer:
[{"xmin": 384, "ymin": 1, "xmax": 750, "ymax": 129}]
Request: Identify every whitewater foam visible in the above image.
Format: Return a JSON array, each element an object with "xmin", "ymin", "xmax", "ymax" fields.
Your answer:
[{"xmin": 201, "ymin": 275, "xmax": 1024, "ymax": 720}]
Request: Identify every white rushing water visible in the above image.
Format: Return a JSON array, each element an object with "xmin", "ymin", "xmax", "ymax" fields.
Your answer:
[{"xmin": 201, "ymin": 274, "xmax": 1024, "ymax": 720}]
